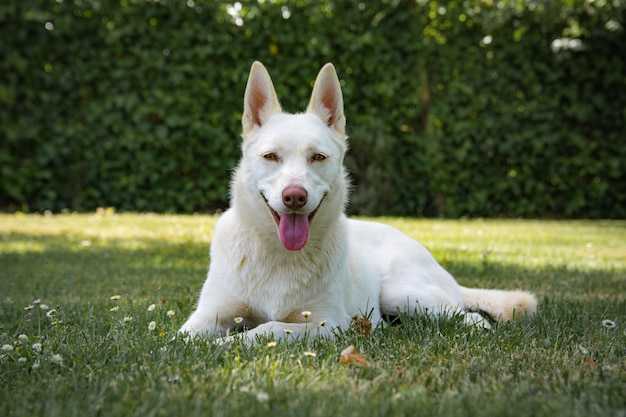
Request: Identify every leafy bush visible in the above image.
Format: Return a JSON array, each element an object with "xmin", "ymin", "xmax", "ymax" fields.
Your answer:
[{"xmin": 1, "ymin": 0, "xmax": 624, "ymax": 217}]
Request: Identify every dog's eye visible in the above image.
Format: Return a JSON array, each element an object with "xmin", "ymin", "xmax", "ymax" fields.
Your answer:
[
  {"xmin": 262, "ymin": 152, "xmax": 278, "ymax": 161},
  {"xmin": 311, "ymin": 153, "xmax": 327, "ymax": 162}
]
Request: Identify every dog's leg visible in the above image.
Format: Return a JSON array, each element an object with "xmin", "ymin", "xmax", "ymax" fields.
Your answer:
[
  {"xmin": 249, "ymin": 321, "xmax": 336, "ymax": 341},
  {"xmin": 214, "ymin": 320, "xmax": 337, "ymax": 345},
  {"xmin": 178, "ymin": 310, "xmax": 228, "ymax": 338},
  {"xmin": 380, "ymin": 284, "xmax": 492, "ymax": 329},
  {"xmin": 178, "ymin": 295, "xmax": 252, "ymax": 339}
]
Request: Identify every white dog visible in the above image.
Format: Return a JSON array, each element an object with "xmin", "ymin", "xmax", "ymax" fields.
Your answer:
[{"xmin": 179, "ymin": 62, "xmax": 537, "ymax": 341}]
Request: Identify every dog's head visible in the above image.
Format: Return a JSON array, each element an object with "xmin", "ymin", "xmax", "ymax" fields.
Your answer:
[{"xmin": 234, "ymin": 62, "xmax": 348, "ymax": 251}]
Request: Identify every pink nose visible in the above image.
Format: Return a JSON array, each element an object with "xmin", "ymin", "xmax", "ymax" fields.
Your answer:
[{"xmin": 282, "ymin": 186, "xmax": 308, "ymax": 210}]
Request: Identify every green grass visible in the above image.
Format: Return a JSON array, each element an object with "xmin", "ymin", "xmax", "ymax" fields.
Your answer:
[{"xmin": 1, "ymin": 213, "xmax": 624, "ymax": 417}]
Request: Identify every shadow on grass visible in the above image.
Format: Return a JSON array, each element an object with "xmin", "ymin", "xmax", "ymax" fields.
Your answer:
[
  {"xmin": 1, "ymin": 231, "xmax": 208, "ymax": 308},
  {"xmin": 1, "ymin": 231, "xmax": 624, "ymax": 322}
]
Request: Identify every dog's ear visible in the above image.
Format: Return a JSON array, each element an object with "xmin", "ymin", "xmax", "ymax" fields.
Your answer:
[
  {"xmin": 307, "ymin": 63, "xmax": 346, "ymax": 136},
  {"xmin": 242, "ymin": 61, "xmax": 282, "ymax": 136}
]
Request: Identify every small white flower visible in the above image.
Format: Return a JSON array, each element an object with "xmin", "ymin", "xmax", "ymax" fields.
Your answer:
[
  {"xmin": 39, "ymin": 304, "xmax": 49, "ymax": 310},
  {"xmin": 51, "ymin": 354, "xmax": 64, "ymax": 365},
  {"xmin": 148, "ymin": 321, "xmax": 156, "ymax": 331},
  {"xmin": 284, "ymin": 328, "xmax": 293, "ymax": 334},
  {"xmin": 301, "ymin": 311, "xmax": 311, "ymax": 318},
  {"xmin": 24, "ymin": 305, "xmax": 34, "ymax": 310},
  {"xmin": 147, "ymin": 304, "xmax": 156, "ymax": 312},
  {"xmin": 255, "ymin": 392, "xmax": 270, "ymax": 402},
  {"xmin": 46, "ymin": 309, "xmax": 57, "ymax": 318},
  {"xmin": 318, "ymin": 320, "xmax": 326, "ymax": 327},
  {"xmin": 110, "ymin": 295, "xmax": 121, "ymax": 300},
  {"xmin": 303, "ymin": 351, "xmax": 316, "ymax": 358},
  {"xmin": 166, "ymin": 310, "xmax": 175, "ymax": 318},
  {"xmin": 110, "ymin": 306, "xmax": 119, "ymax": 312},
  {"xmin": 32, "ymin": 360, "xmax": 40, "ymax": 370},
  {"xmin": 18, "ymin": 357, "xmax": 27, "ymax": 364},
  {"xmin": 2, "ymin": 344, "xmax": 14, "ymax": 352},
  {"xmin": 601, "ymin": 319, "xmax": 616, "ymax": 329},
  {"xmin": 578, "ymin": 345, "xmax": 589, "ymax": 355},
  {"xmin": 121, "ymin": 316, "xmax": 132, "ymax": 323},
  {"xmin": 18, "ymin": 334, "xmax": 28, "ymax": 341},
  {"xmin": 32, "ymin": 343, "xmax": 43, "ymax": 354},
  {"xmin": 267, "ymin": 341, "xmax": 277, "ymax": 348}
]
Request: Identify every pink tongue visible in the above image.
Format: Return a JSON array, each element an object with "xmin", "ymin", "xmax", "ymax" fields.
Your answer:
[{"xmin": 278, "ymin": 213, "xmax": 310, "ymax": 251}]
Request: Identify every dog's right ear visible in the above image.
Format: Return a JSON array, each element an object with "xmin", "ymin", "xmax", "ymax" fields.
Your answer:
[{"xmin": 242, "ymin": 61, "xmax": 282, "ymax": 136}]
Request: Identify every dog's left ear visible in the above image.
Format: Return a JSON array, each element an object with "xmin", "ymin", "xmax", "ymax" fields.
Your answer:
[{"xmin": 307, "ymin": 63, "xmax": 346, "ymax": 136}]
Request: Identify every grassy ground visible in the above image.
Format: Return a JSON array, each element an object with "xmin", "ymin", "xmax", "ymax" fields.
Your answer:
[{"xmin": 1, "ymin": 213, "xmax": 624, "ymax": 417}]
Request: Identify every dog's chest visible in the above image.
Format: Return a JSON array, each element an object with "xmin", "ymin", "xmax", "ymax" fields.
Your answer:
[{"xmin": 230, "ymin": 249, "xmax": 337, "ymax": 319}]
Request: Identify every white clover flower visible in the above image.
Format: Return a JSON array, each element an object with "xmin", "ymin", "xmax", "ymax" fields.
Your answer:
[
  {"xmin": 148, "ymin": 321, "xmax": 156, "ymax": 331},
  {"xmin": 32, "ymin": 360, "xmax": 40, "ymax": 370},
  {"xmin": 255, "ymin": 392, "xmax": 270, "ymax": 402},
  {"xmin": 2, "ymin": 344, "xmax": 14, "ymax": 352},
  {"xmin": 147, "ymin": 304, "xmax": 156, "ymax": 312},
  {"xmin": 18, "ymin": 357, "xmax": 27, "ymax": 364},
  {"xmin": 601, "ymin": 319, "xmax": 616, "ymax": 329},
  {"xmin": 51, "ymin": 354, "xmax": 64, "ymax": 365},
  {"xmin": 18, "ymin": 334, "xmax": 28, "ymax": 341},
  {"xmin": 32, "ymin": 343, "xmax": 43, "ymax": 354}
]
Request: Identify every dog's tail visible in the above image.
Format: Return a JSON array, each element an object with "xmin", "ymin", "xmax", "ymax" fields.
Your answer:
[{"xmin": 460, "ymin": 287, "xmax": 538, "ymax": 322}]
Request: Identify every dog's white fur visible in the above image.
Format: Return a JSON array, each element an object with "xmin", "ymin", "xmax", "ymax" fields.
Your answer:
[{"xmin": 179, "ymin": 62, "xmax": 537, "ymax": 341}]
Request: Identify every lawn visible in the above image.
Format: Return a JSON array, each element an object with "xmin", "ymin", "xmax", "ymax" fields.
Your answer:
[{"xmin": 1, "ymin": 213, "xmax": 624, "ymax": 417}]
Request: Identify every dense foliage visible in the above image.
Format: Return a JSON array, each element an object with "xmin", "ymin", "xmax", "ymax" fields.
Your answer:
[{"xmin": 1, "ymin": 0, "xmax": 624, "ymax": 217}]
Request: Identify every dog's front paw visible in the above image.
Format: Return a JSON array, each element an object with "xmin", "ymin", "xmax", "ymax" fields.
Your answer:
[
  {"xmin": 214, "ymin": 335, "xmax": 236, "ymax": 346},
  {"xmin": 214, "ymin": 331, "xmax": 253, "ymax": 346}
]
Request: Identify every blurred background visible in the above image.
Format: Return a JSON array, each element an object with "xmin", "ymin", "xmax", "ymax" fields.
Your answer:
[{"xmin": 1, "ymin": 0, "xmax": 624, "ymax": 218}]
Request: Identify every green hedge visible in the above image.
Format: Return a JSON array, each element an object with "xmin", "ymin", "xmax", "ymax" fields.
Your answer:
[{"xmin": 1, "ymin": 0, "xmax": 624, "ymax": 217}]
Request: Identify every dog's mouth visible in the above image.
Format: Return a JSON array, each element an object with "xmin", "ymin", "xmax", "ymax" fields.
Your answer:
[{"xmin": 262, "ymin": 193, "xmax": 325, "ymax": 251}]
